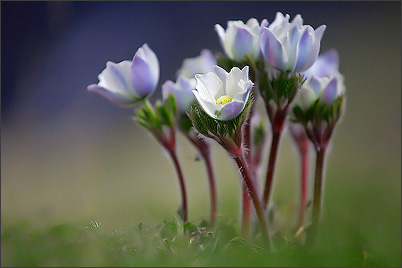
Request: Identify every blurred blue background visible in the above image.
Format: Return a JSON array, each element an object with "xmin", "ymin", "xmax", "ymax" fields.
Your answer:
[{"xmin": 1, "ymin": 1, "xmax": 400, "ymax": 245}]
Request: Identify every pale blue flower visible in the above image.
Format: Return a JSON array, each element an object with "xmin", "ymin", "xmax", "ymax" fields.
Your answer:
[
  {"xmin": 299, "ymin": 76, "xmax": 344, "ymax": 109},
  {"xmin": 298, "ymin": 49, "xmax": 345, "ymax": 109},
  {"xmin": 177, "ymin": 49, "xmax": 216, "ymax": 78},
  {"xmin": 215, "ymin": 18, "xmax": 268, "ymax": 62},
  {"xmin": 260, "ymin": 12, "xmax": 326, "ymax": 74},
  {"xmin": 193, "ymin": 65, "xmax": 253, "ymax": 121},
  {"xmin": 88, "ymin": 43, "xmax": 159, "ymax": 106},
  {"xmin": 162, "ymin": 76, "xmax": 196, "ymax": 114}
]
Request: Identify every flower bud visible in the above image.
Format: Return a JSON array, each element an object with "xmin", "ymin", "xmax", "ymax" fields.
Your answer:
[
  {"xmin": 260, "ymin": 12, "xmax": 326, "ymax": 74},
  {"xmin": 215, "ymin": 18, "xmax": 267, "ymax": 62},
  {"xmin": 88, "ymin": 43, "xmax": 159, "ymax": 106}
]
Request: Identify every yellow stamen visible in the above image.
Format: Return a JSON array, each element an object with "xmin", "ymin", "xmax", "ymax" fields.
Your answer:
[{"xmin": 216, "ymin": 95, "xmax": 233, "ymax": 105}]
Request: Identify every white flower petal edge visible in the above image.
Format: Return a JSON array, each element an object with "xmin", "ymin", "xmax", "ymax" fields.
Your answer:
[
  {"xmin": 177, "ymin": 49, "xmax": 217, "ymax": 79},
  {"xmin": 260, "ymin": 12, "xmax": 326, "ymax": 74},
  {"xmin": 193, "ymin": 65, "xmax": 253, "ymax": 121},
  {"xmin": 215, "ymin": 18, "xmax": 266, "ymax": 62},
  {"xmin": 299, "ymin": 76, "xmax": 343, "ymax": 109},
  {"xmin": 162, "ymin": 75, "xmax": 197, "ymax": 114},
  {"xmin": 297, "ymin": 49, "xmax": 346, "ymax": 110},
  {"xmin": 88, "ymin": 43, "xmax": 159, "ymax": 107}
]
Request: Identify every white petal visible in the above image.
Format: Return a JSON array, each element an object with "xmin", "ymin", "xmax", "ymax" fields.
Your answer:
[
  {"xmin": 294, "ymin": 27, "xmax": 314, "ymax": 72},
  {"xmin": 161, "ymin": 80, "xmax": 175, "ymax": 101},
  {"xmin": 98, "ymin": 61, "xmax": 133, "ymax": 95},
  {"xmin": 215, "ymin": 24, "xmax": 226, "ymax": 45},
  {"xmin": 87, "ymin": 84, "xmax": 137, "ymax": 107},
  {"xmin": 177, "ymin": 49, "xmax": 216, "ymax": 78},
  {"xmin": 284, "ymin": 25, "xmax": 302, "ymax": 72},
  {"xmin": 232, "ymin": 27, "xmax": 258, "ymax": 61},
  {"xmin": 260, "ymin": 27, "xmax": 288, "ymax": 71},
  {"xmin": 233, "ymin": 80, "xmax": 252, "ymax": 102},
  {"xmin": 195, "ymin": 72, "xmax": 223, "ymax": 101},
  {"xmin": 300, "ymin": 87, "xmax": 317, "ymax": 110},
  {"xmin": 226, "ymin": 67, "xmax": 244, "ymax": 96},
  {"xmin": 307, "ymin": 76, "xmax": 322, "ymax": 95},
  {"xmin": 216, "ymin": 100, "xmax": 246, "ymax": 121},
  {"xmin": 302, "ymin": 25, "xmax": 326, "ymax": 71},
  {"xmin": 212, "ymin": 65, "xmax": 229, "ymax": 88},
  {"xmin": 193, "ymin": 90, "xmax": 219, "ymax": 119},
  {"xmin": 320, "ymin": 77, "xmax": 338, "ymax": 104},
  {"xmin": 131, "ymin": 44, "xmax": 160, "ymax": 98}
]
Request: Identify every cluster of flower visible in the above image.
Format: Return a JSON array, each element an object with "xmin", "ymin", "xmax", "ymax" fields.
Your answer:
[{"xmin": 88, "ymin": 12, "xmax": 346, "ymax": 247}]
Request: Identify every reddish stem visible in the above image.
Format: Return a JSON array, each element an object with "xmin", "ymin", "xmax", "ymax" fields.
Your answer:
[
  {"xmin": 241, "ymin": 108, "xmax": 254, "ymax": 238},
  {"xmin": 168, "ymin": 149, "xmax": 188, "ymax": 222},
  {"xmin": 201, "ymin": 151, "xmax": 218, "ymax": 227},
  {"xmin": 241, "ymin": 183, "xmax": 252, "ymax": 238},
  {"xmin": 298, "ymin": 149, "xmax": 309, "ymax": 229},
  {"xmin": 188, "ymin": 136, "xmax": 217, "ymax": 227},
  {"xmin": 306, "ymin": 148, "xmax": 326, "ymax": 247},
  {"xmin": 234, "ymin": 155, "xmax": 269, "ymax": 246},
  {"xmin": 262, "ymin": 128, "xmax": 282, "ymax": 210}
]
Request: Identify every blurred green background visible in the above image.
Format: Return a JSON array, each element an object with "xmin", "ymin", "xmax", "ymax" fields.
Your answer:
[{"xmin": 1, "ymin": 1, "xmax": 401, "ymax": 266}]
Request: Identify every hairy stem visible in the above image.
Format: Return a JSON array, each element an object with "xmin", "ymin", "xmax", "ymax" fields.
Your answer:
[
  {"xmin": 241, "ymin": 107, "xmax": 254, "ymax": 239},
  {"xmin": 234, "ymin": 155, "xmax": 269, "ymax": 246}
]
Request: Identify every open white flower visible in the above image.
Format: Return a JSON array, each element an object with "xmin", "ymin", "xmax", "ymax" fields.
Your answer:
[
  {"xmin": 88, "ymin": 43, "xmax": 159, "ymax": 106},
  {"xmin": 260, "ymin": 12, "xmax": 326, "ymax": 74},
  {"xmin": 177, "ymin": 49, "xmax": 216, "ymax": 78},
  {"xmin": 162, "ymin": 75, "xmax": 196, "ymax": 114},
  {"xmin": 215, "ymin": 18, "xmax": 268, "ymax": 62},
  {"xmin": 193, "ymin": 65, "xmax": 253, "ymax": 121}
]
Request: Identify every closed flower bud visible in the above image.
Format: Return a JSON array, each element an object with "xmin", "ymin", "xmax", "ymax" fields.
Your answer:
[
  {"xmin": 260, "ymin": 12, "xmax": 326, "ymax": 74},
  {"xmin": 88, "ymin": 43, "xmax": 159, "ymax": 106}
]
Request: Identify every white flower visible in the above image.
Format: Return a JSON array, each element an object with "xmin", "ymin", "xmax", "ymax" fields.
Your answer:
[
  {"xmin": 193, "ymin": 65, "xmax": 253, "ymax": 121},
  {"xmin": 177, "ymin": 49, "xmax": 216, "ymax": 78},
  {"xmin": 260, "ymin": 12, "xmax": 326, "ymax": 74},
  {"xmin": 88, "ymin": 43, "xmax": 159, "ymax": 106},
  {"xmin": 299, "ymin": 76, "xmax": 344, "ymax": 109},
  {"xmin": 298, "ymin": 49, "xmax": 345, "ymax": 109},
  {"xmin": 215, "ymin": 18, "xmax": 268, "ymax": 62},
  {"xmin": 162, "ymin": 76, "xmax": 196, "ymax": 114}
]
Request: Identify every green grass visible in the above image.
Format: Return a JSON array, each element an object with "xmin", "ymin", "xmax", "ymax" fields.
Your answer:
[
  {"xmin": 2, "ymin": 123, "xmax": 401, "ymax": 267},
  {"xmin": 2, "ymin": 191, "xmax": 400, "ymax": 267}
]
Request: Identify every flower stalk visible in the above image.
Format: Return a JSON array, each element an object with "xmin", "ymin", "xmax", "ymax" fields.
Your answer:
[
  {"xmin": 260, "ymin": 74, "xmax": 302, "ymax": 210},
  {"xmin": 234, "ymin": 153, "xmax": 269, "ymax": 245},
  {"xmin": 186, "ymin": 134, "xmax": 218, "ymax": 227},
  {"xmin": 289, "ymin": 124, "xmax": 310, "ymax": 230},
  {"xmin": 167, "ymin": 148, "xmax": 188, "ymax": 222}
]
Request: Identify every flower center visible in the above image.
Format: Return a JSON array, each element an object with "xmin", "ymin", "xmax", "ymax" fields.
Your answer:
[{"xmin": 216, "ymin": 95, "xmax": 233, "ymax": 105}]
